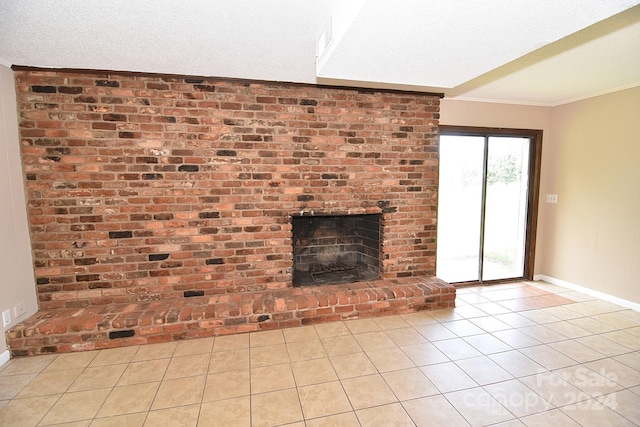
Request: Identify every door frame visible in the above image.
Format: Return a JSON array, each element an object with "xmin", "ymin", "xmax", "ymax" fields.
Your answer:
[{"xmin": 438, "ymin": 126, "xmax": 543, "ymax": 283}]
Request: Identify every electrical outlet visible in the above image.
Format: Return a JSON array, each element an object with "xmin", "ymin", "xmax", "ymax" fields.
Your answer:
[
  {"xmin": 546, "ymin": 194, "xmax": 558, "ymax": 204},
  {"xmin": 2, "ymin": 309, "xmax": 10, "ymax": 327},
  {"xmin": 14, "ymin": 302, "xmax": 26, "ymax": 318}
]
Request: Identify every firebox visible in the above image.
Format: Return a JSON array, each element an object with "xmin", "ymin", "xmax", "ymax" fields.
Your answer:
[{"xmin": 292, "ymin": 214, "xmax": 381, "ymax": 286}]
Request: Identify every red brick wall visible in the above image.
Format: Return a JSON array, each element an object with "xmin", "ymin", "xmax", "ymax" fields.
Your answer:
[{"xmin": 15, "ymin": 69, "xmax": 440, "ymax": 310}]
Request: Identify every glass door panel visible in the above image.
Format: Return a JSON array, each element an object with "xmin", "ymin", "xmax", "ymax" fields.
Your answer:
[
  {"xmin": 482, "ymin": 137, "xmax": 530, "ymax": 281},
  {"xmin": 437, "ymin": 133, "xmax": 533, "ymax": 284},
  {"xmin": 436, "ymin": 135, "xmax": 484, "ymax": 283}
]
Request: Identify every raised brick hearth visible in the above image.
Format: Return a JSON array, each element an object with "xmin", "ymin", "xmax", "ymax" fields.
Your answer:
[
  {"xmin": 7, "ymin": 277, "xmax": 454, "ymax": 356},
  {"xmin": 7, "ymin": 68, "xmax": 453, "ymax": 356}
]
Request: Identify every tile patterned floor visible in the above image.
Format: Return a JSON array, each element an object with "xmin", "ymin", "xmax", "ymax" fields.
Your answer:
[{"xmin": 1, "ymin": 281, "xmax": 639, "ymax": 426}]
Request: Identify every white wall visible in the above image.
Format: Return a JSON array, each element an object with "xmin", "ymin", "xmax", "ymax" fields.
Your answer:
[{"xmin": 0, "ymin": 64, "xmax": 38, "ymax": 362}]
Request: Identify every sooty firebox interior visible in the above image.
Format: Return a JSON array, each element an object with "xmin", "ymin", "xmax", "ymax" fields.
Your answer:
[{"xmin": 292, "ymin": 214, "xmax": 381, "ymax": 286}]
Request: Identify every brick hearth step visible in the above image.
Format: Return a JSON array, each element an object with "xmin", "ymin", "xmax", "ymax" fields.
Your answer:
[{"xmin": 6, "ymin": 277, "xmax": 454, "ymax": 357}]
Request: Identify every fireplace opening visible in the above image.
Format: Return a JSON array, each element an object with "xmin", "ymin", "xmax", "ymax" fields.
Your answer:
[{"xmin": 292, "ymin": 214, "xmax": 382, "ymax": 286}]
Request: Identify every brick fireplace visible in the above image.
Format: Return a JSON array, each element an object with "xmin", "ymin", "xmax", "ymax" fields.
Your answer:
[{"xmin": 7, "ymin": 68, "xmax": 454, "ymax": 356}]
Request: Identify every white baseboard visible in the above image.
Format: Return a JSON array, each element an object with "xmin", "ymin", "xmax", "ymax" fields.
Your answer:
[
  {"xmin": 534, "ymin": 274, "xmax": 640, "ymax": 312},
  {"xmin": 0, "ymin": 349, "xmax": 9, "ymax": 367}
]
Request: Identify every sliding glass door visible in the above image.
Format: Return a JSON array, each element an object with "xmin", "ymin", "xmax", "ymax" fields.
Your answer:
[{"xmin": 437, "ymin": 128, "xmax": 541, "ymax": 284}]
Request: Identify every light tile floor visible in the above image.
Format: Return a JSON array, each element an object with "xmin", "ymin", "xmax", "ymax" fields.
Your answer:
[{"xmin": 1, "ymin": 281, "xmax": 640, "ymax": 427}]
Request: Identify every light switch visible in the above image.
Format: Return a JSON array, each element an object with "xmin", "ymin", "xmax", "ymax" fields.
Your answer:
[{"xmin": 546, "ymin": 194, "xmax": 558, "ymax": 203}]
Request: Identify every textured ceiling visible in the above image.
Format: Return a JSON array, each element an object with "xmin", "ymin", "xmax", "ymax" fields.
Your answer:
[{"xmin": 0, "ymin": 0, "xmax": 639, "ymax": 106}]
